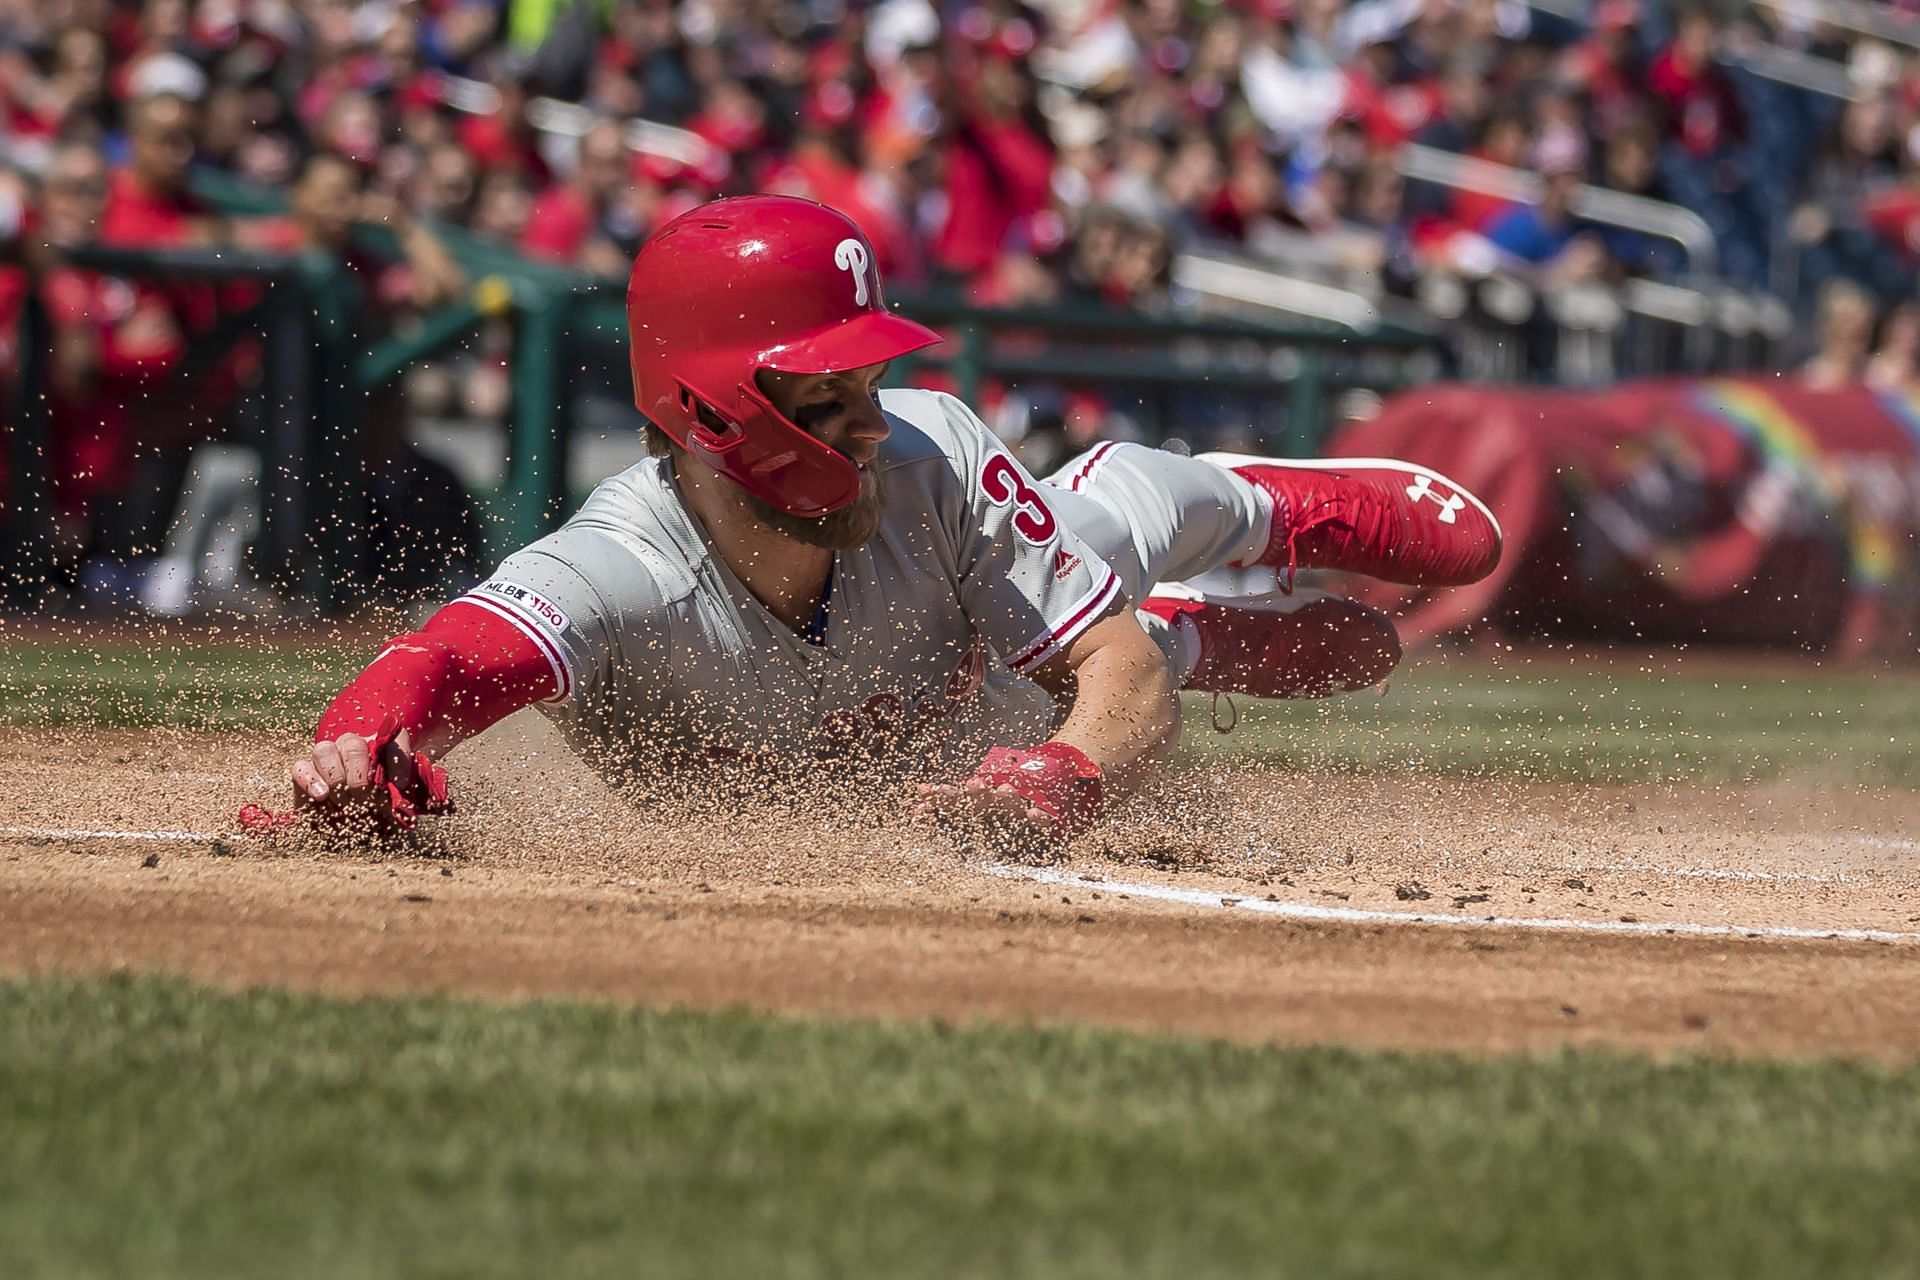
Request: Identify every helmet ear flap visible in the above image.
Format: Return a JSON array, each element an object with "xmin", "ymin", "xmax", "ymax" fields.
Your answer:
[
  {"xmin": 669, "ymin": 371, "xmax": 860, "ymax": 516},
  {"xmin": 675, "ymin": 378, "xmax": 748, "ymax": 451}
]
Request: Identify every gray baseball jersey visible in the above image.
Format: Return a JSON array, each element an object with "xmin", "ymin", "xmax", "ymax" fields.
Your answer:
[{"xmin": 458, "ymin": 388, "xmax": 1124, "ymax": 787}]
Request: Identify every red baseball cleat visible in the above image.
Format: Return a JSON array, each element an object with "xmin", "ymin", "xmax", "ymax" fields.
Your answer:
[
  {"xmin": 1141, "ymin": 588, "xmax": 1401, "ymax": 700},
  {"xmin": 1201, "ymin": 452, "xmax": 1502, "ymax": 588}
]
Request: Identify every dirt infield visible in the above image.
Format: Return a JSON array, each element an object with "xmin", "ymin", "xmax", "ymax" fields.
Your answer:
[{"xmin": 5, "ymin": 715, "xmax": 1920, "ymax": 1059}]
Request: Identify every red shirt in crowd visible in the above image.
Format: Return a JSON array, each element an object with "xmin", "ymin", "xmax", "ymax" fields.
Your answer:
[
  {"xmin": 456, "ymin": 112, "xmax": 550, "ymax": 183},
  {"xmin": 1451, "ymin": 164, "xmax": 1519, "ymax": 234},
  {"xmin": 76, "ymin": 168, "xmax": 252, "ymax": 485},
  {"xmin": 1342, "ymin": 70, "xmax": 1444, "ymax": 148},
  {"xmin": 99, "ymin": 168, "xmax": 216, "ymax": 248},
  {"xmin": 1865, "ymin": 187, "xmax": 1920, "ymax": 262},
  {"xmin": 1646, "ymin": 44, "xmax": 1744, "ymax": 156},
  {"xmin": 41, "ymin": 266, "xmax": 176, "ymax": 508},
  {"xmin": 933, "ymin": 114, "xmax": 1054, "ymax": 279},
  {"xmin": 520, "ymin": 184, "xmax": 596, "ymax": 262}
]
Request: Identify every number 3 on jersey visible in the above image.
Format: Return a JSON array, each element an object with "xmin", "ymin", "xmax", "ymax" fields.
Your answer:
[{"xmin": 981, "ymin": 453, "xmax": 1059, "ymax": 545}]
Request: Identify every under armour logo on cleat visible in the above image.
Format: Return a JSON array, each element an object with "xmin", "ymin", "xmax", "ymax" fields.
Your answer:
[{"xmin": 1405, "ymin": 474, "xmax": 1466, "ymax": 524}]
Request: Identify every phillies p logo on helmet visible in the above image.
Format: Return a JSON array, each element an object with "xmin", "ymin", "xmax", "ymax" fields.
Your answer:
[{"xmin": 833, "ymin": 238, "xmax": 872, "ymax": 307}]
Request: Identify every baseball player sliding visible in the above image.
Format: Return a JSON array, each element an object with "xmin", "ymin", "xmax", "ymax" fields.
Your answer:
[{"xmin": 248, "ymin": 196, "xmax": 1499, "ymax": 850}]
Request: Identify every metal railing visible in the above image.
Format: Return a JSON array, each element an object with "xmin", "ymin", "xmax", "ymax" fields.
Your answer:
[
  {"xmin": 564, "ymin": 286, "xmax": 1444, "ymax": 455},
  {"xmin": 440, "ymin": 75, "xmax": 723, "ymax": 172},
  {"xmin": 1526, "ymin": 0, "xmax": 1856, "ymax": 96},
  {"xmin": 1171, "ymin": 252, "xmax": 1387, "ymax": 332},
  {"xmin": 1395, "ymin": 143, "xmax": 1720, "ymax": 278},
  {"xmin": 1759, "ymin": 0, "xmax": 1920, "ymax": 52},
  {"xmin": 1726, "ymin": 38, "xmax": 1860, "ymax": 101}
]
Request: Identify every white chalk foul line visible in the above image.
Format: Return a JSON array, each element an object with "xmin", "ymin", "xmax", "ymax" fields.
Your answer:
[
  {"xmin": 6, "ymin": 823, "xmax": 1914, "ymax": 946},
  {"xmin": 0, "ymin": 825, "xmax": 228, "ymax": 843},
  {"xmin": 1847, "ymin": 835, "xmax": 1920, "ymax": 854},
  {"xmin": 1575, "ymin": 862, "xmax": 1851, "ymax": 885},
  {"xmin": 979, "ymin": 863, "xmax": 1920, "ymax": 947}
]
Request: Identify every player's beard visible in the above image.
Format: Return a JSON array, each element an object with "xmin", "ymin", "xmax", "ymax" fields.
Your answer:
[{"xmin": 746, "ymin": 464, "xmax": 887, "ymax": 550}]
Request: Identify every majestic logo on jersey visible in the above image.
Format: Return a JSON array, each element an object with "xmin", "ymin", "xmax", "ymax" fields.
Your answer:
[
  {"xmin": 1405, "ymin": 473, "xmax": 1465, "ymax": 524},
  {"xmin": 833, "ymin": 237, "xmax": 872, "ymax": 307},
  {"xmin": 980, "ymin": 453, "xmax": 1061, "ymax": 546}
]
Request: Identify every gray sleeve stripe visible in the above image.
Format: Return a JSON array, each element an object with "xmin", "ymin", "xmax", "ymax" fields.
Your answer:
[
  {"xmin": 457, "ymin": 592, "xmax": 572, "ymax": 704},
  {"xmin": 1007, "ymin": 564, "xmax": 1123, "ymax": 672}
]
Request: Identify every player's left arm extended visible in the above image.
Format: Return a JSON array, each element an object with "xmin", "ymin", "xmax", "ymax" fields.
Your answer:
[
  {"xmin": 1028, "ymin": 608, "xmax": 1181, "ymax": 792},
  {"xmin": 920, "ymin": 607, "xmax": 1179, "ymax": 846}
]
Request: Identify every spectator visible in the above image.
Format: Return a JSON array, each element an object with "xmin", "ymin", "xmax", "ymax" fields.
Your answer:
[
  {"xmin": 1647, "ymin": 7, "xmax": 1745, "ymax": 160},
  {"xmin": 1791, "ymin": 96, "xmax": 1911, "ymax": 304},
  {"xmin": 1208, "ymin": 139, "xmax": 1288, "ymax": 247},
  {"xmin": 1415, "ymin": 57, "xmax": 1491, "ymax": 156},
  {"xmin": 1157, "ymin": 132, "xmax": 1225, "ymax": 243},
  {"xmin": 1865, "ymin": 300, "xmax": 1920, "ymax": 391},
  {"xmin": 36, "ymin": 140, "xmax": 124, "ymax": 548},
  {"xmin": 38, "ymin": 140, "xmax": 114, "ymax": 400},
  {"xmin": 45, "ymin": 124, "xmax": 207, "ymax": 584},
  {"xmin": 1058, "ymin": 203, "xmax": 1171, "ymax": 310},
  {"xmin": 1556, "ymin": 0, "xmax": 1642, "ymax": 144},
  {"xmin": 12, "ymin": 25, "xmax": 115, "ymax": 154},
  {"xmin": 931, "ymin": 51, "xmax": 1054, "ymax": 280},
  {"xmin": 1108, "ymin": 215, "xmax": 1173, "ymax": 311},
  {"xmin": 1801, "ymin": 279, "xmax": 1875, "ymax": 390},
  {"xmin": 411, "ymin": 142, "xmax": 481, "ymax": 223},
  {"xmin": 1593, "ymin": 123, "xmax": 1685, "ymax": 278},
  {"xmin": 243, "ymin": 153, "xmax": 467, "ymax": 318},
  {"xmin": 1452, "ymin": 108, "xmax": 1531, "ymax": 233},
  {"xmin": 102, "ymin": 92, "xmax": 222, "ymax": 248},
  {"xmin": 521, "ymin": 118, "xmax": 648, "ymax": 274},
  {"xmin": 1484, "ymin": 129, "xmax": 1608, "ymax": 285},
  {"xmin": 456, "ymin": 69, "xmax": 551, "ymax": 182},
  {"xmin": 470, "ymin": 168, "xmax": 535, "ymax": 244},
  {"xmin": 1339, "ymin": 158, "xmax": 1420, "ymax": 293}
]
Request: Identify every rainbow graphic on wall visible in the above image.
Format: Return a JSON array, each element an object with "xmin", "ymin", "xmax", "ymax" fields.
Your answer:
[
  {"xmin": 1692, "ymin": 381, "xmax": 1837, "ymax": 497},
  {"xmin": 1690, "ymin": 380, "xmax": 1902, "ymax": 593}
]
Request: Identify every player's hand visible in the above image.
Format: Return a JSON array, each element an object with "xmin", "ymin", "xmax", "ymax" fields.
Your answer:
[
  {"xmin": 291, "ymin": 731, "xmax": 395, "ymax": 811},
  {"xmin": 241, "ymin": 720, "xmax": 452, "ymax": 836},
  {"xmin": 914, "ymin": 778, "xmax": 1058, "ymax": 859},
  {"xmin": 914, "ymin": 742, "xmax": 1104, "ymax": 860}
]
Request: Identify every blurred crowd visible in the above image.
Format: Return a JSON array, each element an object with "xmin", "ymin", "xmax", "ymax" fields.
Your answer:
[
  {"xmin": 11, "ymin": 1, "xmax": 1920, "ymax": 311},
  {"xmin": 12, "ymin": 0, "xmax": 1920, "ymax": 604},
  {"xmin": 1800, "ymin": 277, "xmax": 1920, "ymax": 390}
]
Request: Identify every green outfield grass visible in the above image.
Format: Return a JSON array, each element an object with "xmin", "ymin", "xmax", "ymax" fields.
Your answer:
[
  {"xmin": 3, "ymin": 627, "xmax": 1916, "ymax": 786},
  {"xmin": 1181, "ymin": 652, "xmax": 1920, "ymax": 787},
  {"xmin": 2, "ymin": 973, "xmax": 1916, "ymax": 1279},
  {"xmin": 0, "ymin": 629, "xmax": 357, "ymax": 734}
]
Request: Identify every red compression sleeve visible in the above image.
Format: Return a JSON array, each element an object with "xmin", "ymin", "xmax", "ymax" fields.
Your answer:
[{"xmin": 314, "ymin": 599, "xmax": 561, "ymax": 756}]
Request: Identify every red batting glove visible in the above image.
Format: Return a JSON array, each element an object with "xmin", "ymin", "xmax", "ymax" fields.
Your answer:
[
  {"xmin": 962, "ymin": 741, "xmax": 1105, "ymax": 842},
  {"xmin": 238, "ymin": 714, "xmax": 453, "ymax": 836}
]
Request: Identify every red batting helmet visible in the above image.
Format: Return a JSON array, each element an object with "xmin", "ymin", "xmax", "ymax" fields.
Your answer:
[{"xmin": 626, "ymin": 195, "xmax": 942, "ymax": 517}]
